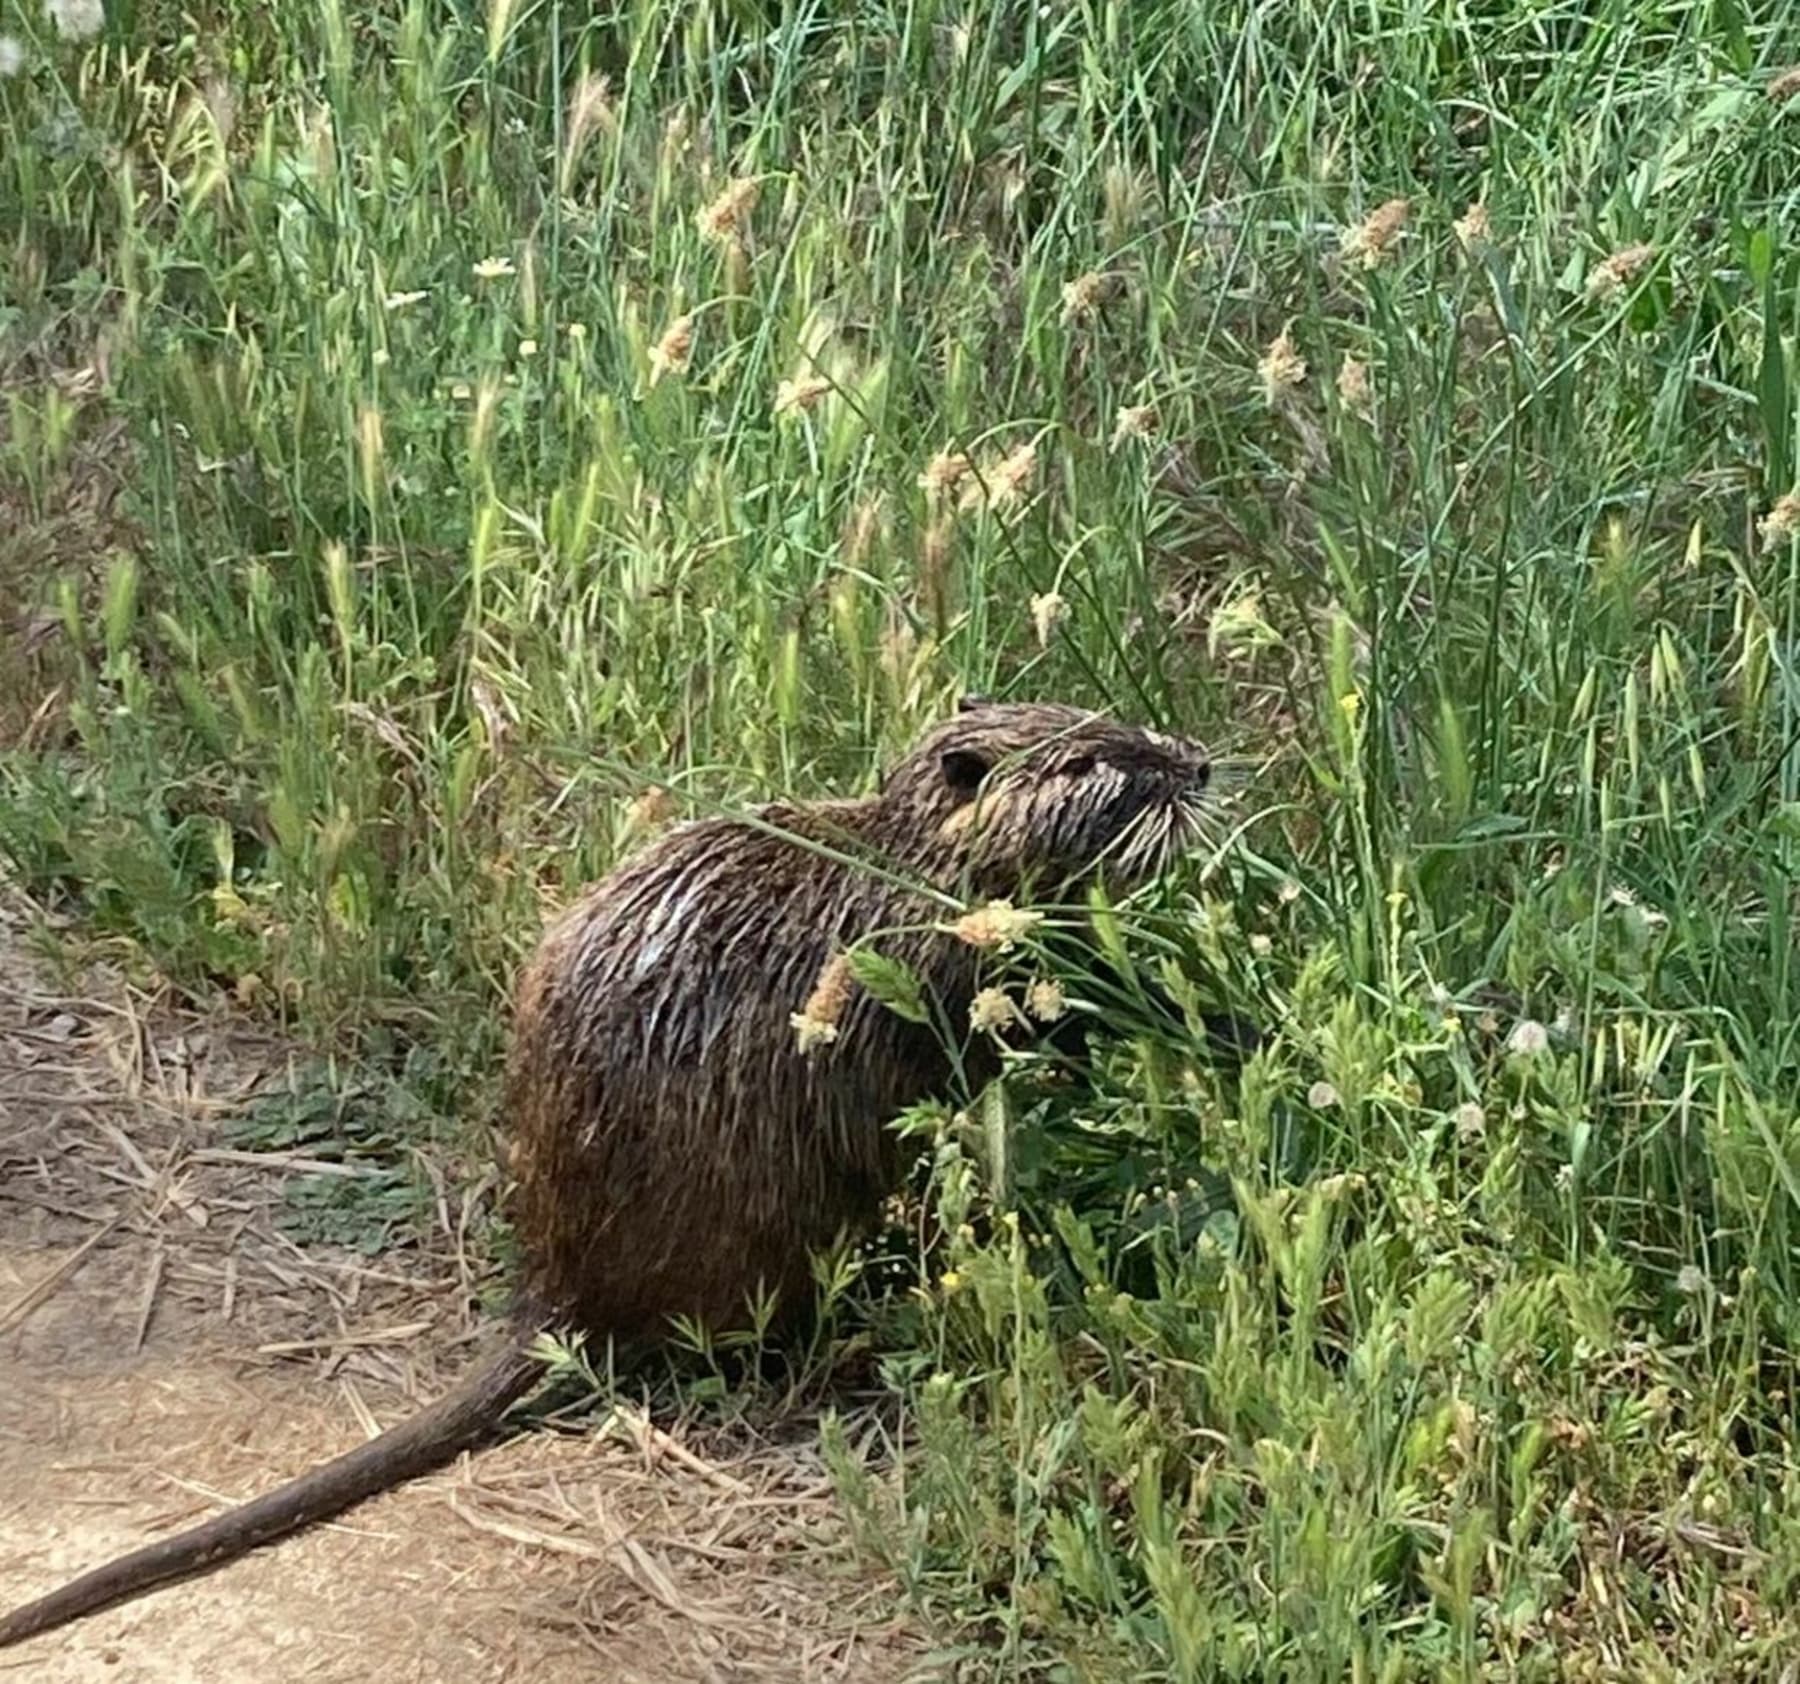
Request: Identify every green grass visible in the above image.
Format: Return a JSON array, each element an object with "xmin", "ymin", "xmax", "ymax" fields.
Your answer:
[{"xmin": 5, "ymin": 0, "xmax": 1800, "ymax": 1675}]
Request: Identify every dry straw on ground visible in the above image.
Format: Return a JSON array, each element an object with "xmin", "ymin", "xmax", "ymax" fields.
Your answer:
[{"xmin": 0, "ymin": 881, "xmax": 932, "ymax": 1682}]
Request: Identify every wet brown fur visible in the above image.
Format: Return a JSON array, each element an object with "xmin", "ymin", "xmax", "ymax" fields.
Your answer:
[{"xmin": 0, "ymin": 699, "xmax": 1213, "ymax": 1649}]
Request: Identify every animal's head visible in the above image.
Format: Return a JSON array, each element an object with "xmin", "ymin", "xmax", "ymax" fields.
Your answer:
[{"xmin": 880, "ymin": 696, "xmax": 1216, "ymax": 895}]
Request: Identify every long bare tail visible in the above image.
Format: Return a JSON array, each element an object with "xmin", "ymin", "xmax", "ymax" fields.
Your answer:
[{"xmin": 0, "ymin": 1322, "xmax": 548, "ymax": 1649}]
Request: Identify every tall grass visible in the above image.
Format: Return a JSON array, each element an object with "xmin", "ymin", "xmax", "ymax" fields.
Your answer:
[{"xmin": 4, "ymin": 0, "xmax": 1800, "ymax": 1673}]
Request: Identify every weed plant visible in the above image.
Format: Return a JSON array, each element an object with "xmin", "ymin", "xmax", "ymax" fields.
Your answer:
[{"xmin": 5, "ymin": 0, "xmax": 1800, "ymax": 1675}]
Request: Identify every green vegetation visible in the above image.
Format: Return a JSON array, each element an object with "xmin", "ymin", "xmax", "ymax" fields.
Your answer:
[{"xmin": 5, "ymin": 0, "xmax": 1800, "ymax": 1674}]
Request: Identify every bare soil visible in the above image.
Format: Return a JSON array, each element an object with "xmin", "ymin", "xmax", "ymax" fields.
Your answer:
[{"xmin": 0, "ymin": 887, "xmax": 931, "ymax": 1683}]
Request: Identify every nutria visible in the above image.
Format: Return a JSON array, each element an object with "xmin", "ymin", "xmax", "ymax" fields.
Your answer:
[{"xmin": 0, "ymin": 696, "xmax": 1221, "ymax": 1649}]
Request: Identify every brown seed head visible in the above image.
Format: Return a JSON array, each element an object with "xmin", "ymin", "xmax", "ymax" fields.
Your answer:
[
  {"xmin": 774, "ymin": 373, "xmax": 833, "ymax": 416},
  {"xmin": 958, "ymin": 441, "xmax": 1037, "ymax": 514},
  {"xmin": 950, "ymin": 900, "xmax": 1044, "ymax": 952},
  {"xmin": 1454, "ymin": 201, "xmax": 1490, "ymax": 250},
  {"xmin": 918, "ymin": 449, "xmax": 974, "ymax": 502},
  {"xmin": 1767, "ymin": 65, "xmax": 1800, "ymax": 102},
  {"xmin": 1585, "ymin": 243, "xmax": 1656, "ymax": 300},
  {"xmin": 1341, "ymin": 198, "xmax": 1410, "ymax": 269},
  {"xmin": 697, "ymin": 177, "xmax": 758, "ymax": 246},
  {"xmin": 649, "ymin": 313, "xmax": 694, "ymax": 383},
  {"xmin": 1060, "ymin": 270, "xmax": 1108, "ymax": 322},
  {"xmin": 1109, "ymin": 403, "xmax": 1157, "ymax": 450},
  {"xmin": 791, "ymin": 951, "xmax": 855, "ymax": 1055},
  {"xmin": 1759, "ymin": 492, "xmax": 1800, "ymax": 552},
  {"xmin": 1030, "ymin": 590, "xmax": 1068, "ymax": 648},
  {"xmin": 1336, "ymin": 355, "xmax": 1371, "ymax": 416},
  {"xmin": 1259, "ymin": 327, "xmax": 1307, "ymax": 406}
]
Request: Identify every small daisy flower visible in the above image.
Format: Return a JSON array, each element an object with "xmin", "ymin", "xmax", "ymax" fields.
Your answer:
[{"xmin": 471, "ymin": 255, "xmax": 517, "ymax": 280}]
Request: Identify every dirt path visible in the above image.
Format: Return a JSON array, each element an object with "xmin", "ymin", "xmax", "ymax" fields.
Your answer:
[{"xmin": 0, "ymin": 889, "xmax": 927, "ymax": 1682}]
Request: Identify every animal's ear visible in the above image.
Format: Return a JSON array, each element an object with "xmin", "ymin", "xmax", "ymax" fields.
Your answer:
[
  {"xmin": 957, "ymin": 692, "xmax": 992, "ymax": 714},
  {"xmin": 939, "ymin": 746, "xmax": 990, "ymax": 795}
]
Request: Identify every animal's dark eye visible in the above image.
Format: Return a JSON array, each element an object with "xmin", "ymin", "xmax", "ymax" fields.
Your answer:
[
  {"xmin": 940, "ymin": 747, "xmax": 990, "ymax": 793},
  {"xmin": 1064, "ymin": 755, "xmax": 1095, "ymax": 777}
]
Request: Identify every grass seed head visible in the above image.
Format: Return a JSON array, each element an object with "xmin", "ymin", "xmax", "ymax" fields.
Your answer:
[
  {"xmin": 1336, "ymin": 355, "xmax": 1371, "ymax": 416},
  {"xmin": 648, "ymin": 313, "xmax": 694, "ymax": 383},
  {"xmin": 1585, "ymin": 243, "xmax": 1656, "ymax": 300},
  {"xmin": 698, "ymin": 176, "xmax": 758, "ymax": 246},
  {"xmin": 1109, "ymin": 403, "xmax": 1157, "ymax": 450},
  {"xmin": 1030, "ymin": 590, "xmax": 1067, "ymax": 648},
  {"xmin": 841, "ymin": 494, "xmax": 885, "ymax": 569},
  {"xmin": 1453, "ymin": 201, "xmax": 1490, "ymax": 250},
  {"xmin": 791, "ymin": 951, "xmax": 855, "ymax": 1054},
  {"xmin": 951, "ymin": 900, "xmax": 1044, "ymax": 952},
  {"xmin": 624, "ymin": 785, "xmax": 677, "ymax": 836},
  {"xmin": 969, "ymin": 985, "xmax": 1021, "ymax": 1033},
  {"xmin": 560, "ymin": 72, "xmax": 614, "ymax": 192},
  {"xmin": 918, "ymin": 449, "xmax": 974, "ymax": 502},
  {"xmin": 959, "ymin": 441, "xmax": 1037, "ymax": 513},
  {"xmin": 1259, "ymin": 326, "xmax": 1307, "ymax": 406},
  {"xmin": 1758, "ymin": 492, "xmax": 1800, "ymax": 551},
  {"xmin": 774, "ymin": 373, "xmax": 833, "ymax": 417},
  {"xmin": 1025, "ymin": 978, "xmax": 1066, "ymax": 1022},
  {"xmin": 1060, "ymin": 270, "xmax": 1108, "ymax": 322},
  {"xmin": 1340, "ymin": 197, "xmax": 1410, "ymax": 269},
  {"xmin": 1767, "ymin": 65, "xmax": 1800, "ymax": 103}
]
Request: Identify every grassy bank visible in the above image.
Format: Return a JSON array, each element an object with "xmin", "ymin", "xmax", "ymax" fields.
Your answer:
[{"xmin": 5, "ymin": 0, "xmax": 1800, "ymax": 1675}]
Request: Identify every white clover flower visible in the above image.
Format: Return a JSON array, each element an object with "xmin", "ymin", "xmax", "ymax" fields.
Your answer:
[
  {"xmin": 1507, "ymin": 1019, "xmax": 1549, "ymax": 1057},
  {"xmin": 46, "ymin": 0, "xmax": 105, "ymax": 41}
]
